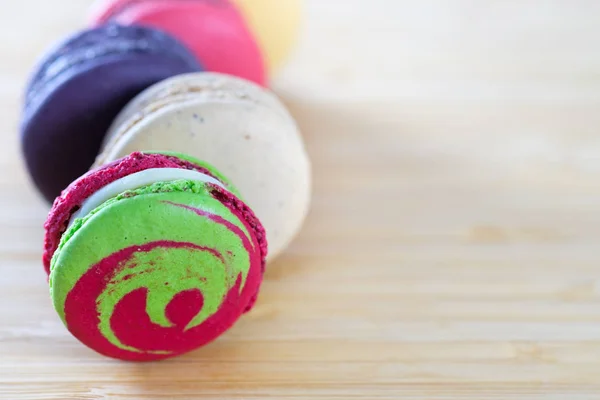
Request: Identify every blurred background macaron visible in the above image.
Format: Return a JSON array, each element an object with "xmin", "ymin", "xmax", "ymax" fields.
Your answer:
[
  {"xmin": 89, "ymin": 0, "xmax": 303, "ymax": 85},
  {"xmin": 232, "ymin": 0, "xmax": 303, "ymax": 73},
  {"xmin": 21, "ymin": 24, "xmax": 203, "ymax": 203},
  {"xmin": 95, "ymin": 72, "xmax": 311, "ymax": 261}
]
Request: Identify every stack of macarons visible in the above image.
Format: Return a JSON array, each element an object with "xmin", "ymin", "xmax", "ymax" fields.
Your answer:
[{"xmin": 21, "ymin": 0, "xmax": 310, "ymax": 361}]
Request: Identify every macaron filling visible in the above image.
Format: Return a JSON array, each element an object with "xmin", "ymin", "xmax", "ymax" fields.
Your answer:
[{"xmin": 68, "ymin": 168, "xmax": 227, "ymax": 227}]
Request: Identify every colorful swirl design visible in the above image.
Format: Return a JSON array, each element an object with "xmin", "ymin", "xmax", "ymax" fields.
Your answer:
[{"xmin": 49, "ymin": 181, "xmax": 264, "ymax": 361}]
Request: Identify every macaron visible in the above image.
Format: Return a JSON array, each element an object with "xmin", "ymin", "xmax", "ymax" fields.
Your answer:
[
  {"xmin": 89, "ymin": 0, "xmax": 303, "ymax": 85},
  {"xmin": 95, "ymin": 72, "xmax": 311, "ymax": 261},
  {"xmin": 21, "ymin": 24, "xmax": 203, "ymax": 203},
  {"xmin": 45, "ymin": 151, "xmax": 266, "ymax": 361},
  {"xmin": 232, "ymin": 0, "xmax": 303, "ymax": 72}
]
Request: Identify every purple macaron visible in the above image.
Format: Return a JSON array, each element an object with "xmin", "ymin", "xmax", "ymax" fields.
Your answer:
[{"xmin": 21, "ymin": 24, "xmax": 202, "ymax": 203}]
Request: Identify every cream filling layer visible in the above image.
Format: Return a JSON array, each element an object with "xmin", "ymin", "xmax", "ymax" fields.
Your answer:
[{"xmin": 68, "ymin": 168, "xmax": 226, "ymax": 227}]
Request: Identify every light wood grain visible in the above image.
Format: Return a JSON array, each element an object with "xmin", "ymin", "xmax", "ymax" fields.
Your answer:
[{"xmin": 2, "ymin": 0, "xmax": 600, "ymax": 398}]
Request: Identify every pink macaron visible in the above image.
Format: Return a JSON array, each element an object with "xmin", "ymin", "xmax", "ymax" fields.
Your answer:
[{"xmin": 90, "ymin": 0, "xmax": 266, "ymax": 85}]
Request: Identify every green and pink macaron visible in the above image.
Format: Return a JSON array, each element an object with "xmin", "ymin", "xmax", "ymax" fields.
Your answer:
[{"xmin": 44, "ymin": 151, "xmax": 266, "ymax": 361}]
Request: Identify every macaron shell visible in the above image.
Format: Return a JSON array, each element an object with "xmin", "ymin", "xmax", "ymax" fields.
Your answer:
[
  {"xmin": 97, "ymin": 99, "xmax": 310, "ymax": 261},
  {"xmin": 89, "ymin": 0, "xmax": 136, "ymax": 23},
  {"xmin": 105, "ymin": 73, "xmax": 289, "ymax": 145},
  {"xmin": 232, "ymin": 0, "xmax": 303, "ymax": 72},
  {"xmin": 25, "ymin": 24, "xmax": 201, "ymax": 107},
  {"xmin": 91, "ymin": 0, "xmax": 266, "ymax": 85},
  {"xmin": 50, "ymin": 181, "xmax": 263, "ymax": 361}
]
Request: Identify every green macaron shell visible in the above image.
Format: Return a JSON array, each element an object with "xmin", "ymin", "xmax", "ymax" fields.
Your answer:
[{"xmin": 49, "ymin": 180, "xmax": 257, "ymax": 356}]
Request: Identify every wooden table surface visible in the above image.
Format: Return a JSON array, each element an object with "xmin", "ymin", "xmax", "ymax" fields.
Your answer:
[{"xmin": 2, "ymin": 0, "xmax": 600, "ymax": 398}]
